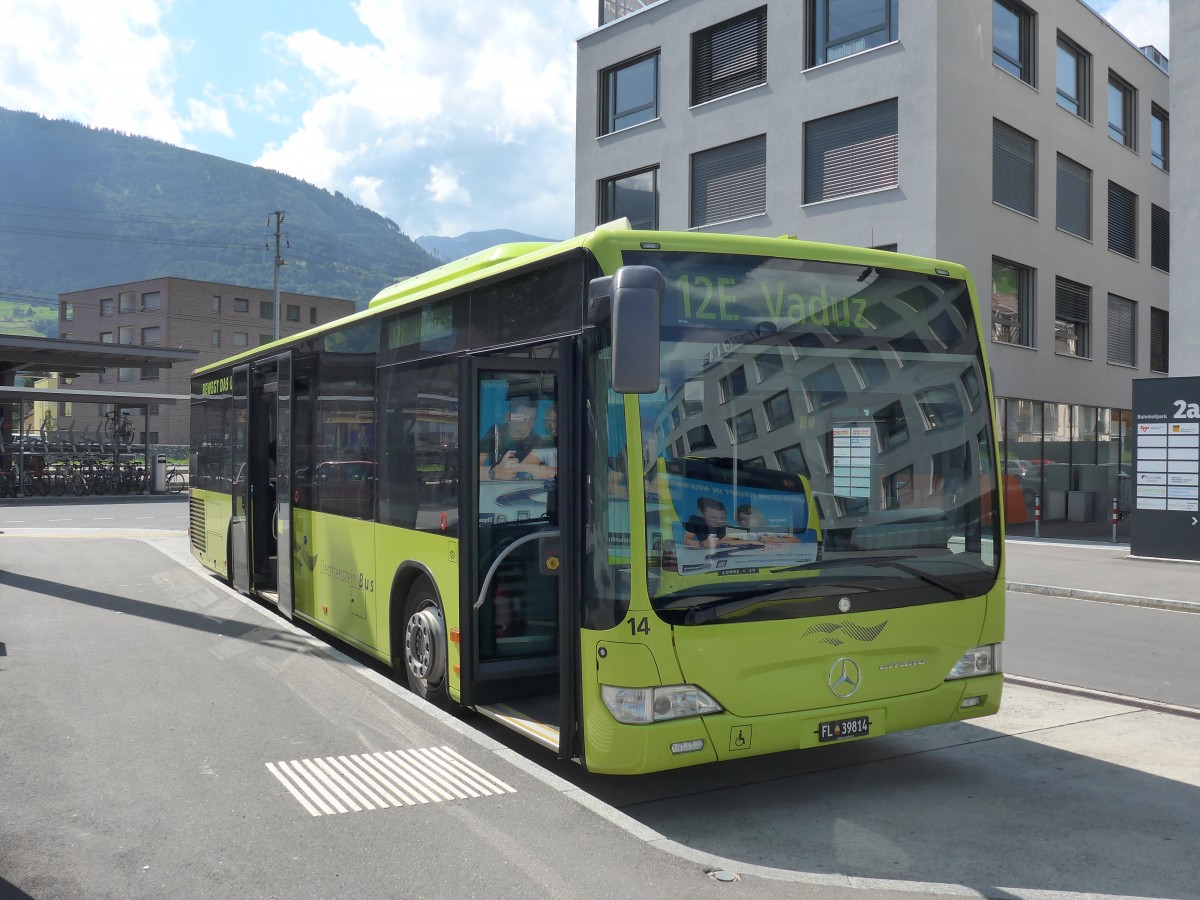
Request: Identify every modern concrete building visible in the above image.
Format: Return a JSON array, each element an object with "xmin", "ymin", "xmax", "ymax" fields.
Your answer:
[
  {"xmin": 57, "ymin": 278, "xmax": 355, "ymax": 445},
  {"xmin": 577, "ymin": 0, "xmax": 1169, "ymax": 534}
]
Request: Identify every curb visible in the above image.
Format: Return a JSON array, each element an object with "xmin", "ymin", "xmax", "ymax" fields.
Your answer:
[{"xmin": 1007, "ymin": 581, "xmax": 1200, "ymax": 614}]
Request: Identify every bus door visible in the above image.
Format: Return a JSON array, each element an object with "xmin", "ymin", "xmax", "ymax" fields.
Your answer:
[
  {"xmin": 241, "ymin": 359, "xmax": 280, "ymax": 600},
  {"xmin": 273, "ymin": 351, "xmax": 293, "ymax": 618},
  {"xmin": 464, "ymin": 345, "xmax": 581, "ymax": 760},
  {"xmin": 230, "ymin": 365, "xmax": 250, "ymax": 593}
]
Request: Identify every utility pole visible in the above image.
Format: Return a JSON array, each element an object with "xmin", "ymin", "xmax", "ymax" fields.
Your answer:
[{"xmin": 269, "ymin": 210, "xmax": 286, "ymax": 341}]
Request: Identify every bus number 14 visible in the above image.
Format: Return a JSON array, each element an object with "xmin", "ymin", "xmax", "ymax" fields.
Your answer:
[{"xmin": 627, "ymin": 616, "xmax": 651, "ymax": 637}]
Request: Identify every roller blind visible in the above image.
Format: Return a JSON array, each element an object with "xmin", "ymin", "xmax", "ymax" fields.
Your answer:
[
  {"xmin": 1151, "ymin": 204, "xmax": 1170, "ymax": 272},
  {"xmin": 692, "ymin": 7, "xmax": 767, "ymax": 105},
  {"xmin": 993, "ymin": 120, "xmax": 1037, "ymax": 216},
  {"xmin": 1106, "ymin": 294, "xmax": 1135, "ymax": 367},
  {"xmin": 804, "ymin": 99, "xmax": 898, "ymax": 204},
  {"xmin": 1107, "ymin": 181, "xmax": 1137, "ymax": 258},
  {"xmin": 1056, "ymin": 154, "xmax": 1091, "ymax": 239},
  {"xmin": 1055, "ymin": 277, "xmax": 1091, "ymax": 324},
  {"xmin": 691, "ymin": 135, "xmax": 766, "ymax": 227}
]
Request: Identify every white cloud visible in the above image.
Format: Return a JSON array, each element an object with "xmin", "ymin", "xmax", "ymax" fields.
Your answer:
[
  {"xmin": 1090, "ymin": 0, "xmax": 1169, "ymax": 55},
  {"xmin": 350, "ymin": 175, "xmax": 384, "ymax": 209},
  {"xmin": 182, "ymin": 97, "xmax": 234, "ymax": 137},
  {"xmin": 0, "ymin": 0, "xmax": 247, "ymax": 145},
  {"xmin": 253, "ymin": 0, "xmax": 594, "ymax": 238},
  {"xmin": 426, "ymin": 164, "xmax": 470, "ymax": 205}
]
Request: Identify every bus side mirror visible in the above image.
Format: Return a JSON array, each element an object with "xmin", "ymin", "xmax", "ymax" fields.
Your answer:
[{"xmin": 599, "ymin": 266, "xmax": 663, "ymax": 394}]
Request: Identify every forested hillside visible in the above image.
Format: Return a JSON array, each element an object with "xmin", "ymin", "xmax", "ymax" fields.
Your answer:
[{"xmin": 0, "ymin": 108, "xmax": 441, "ymax": 328}]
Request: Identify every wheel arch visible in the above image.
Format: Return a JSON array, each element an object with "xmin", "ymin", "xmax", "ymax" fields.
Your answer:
[{"xmin": 387, "ymin": 561, "xmax": 442, "ymax": 665}]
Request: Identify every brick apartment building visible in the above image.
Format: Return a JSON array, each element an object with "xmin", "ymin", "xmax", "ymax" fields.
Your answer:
[{"xmin": 57, "ymin": 277, "xmax": 356, "ymax": 445}]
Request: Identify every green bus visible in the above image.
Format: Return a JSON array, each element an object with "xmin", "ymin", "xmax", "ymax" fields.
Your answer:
[{"xmin": 189, "ymin": 222, "xmax": 1004, "ymax": 775}]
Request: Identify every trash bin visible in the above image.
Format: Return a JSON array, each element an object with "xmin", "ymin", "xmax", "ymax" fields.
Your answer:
[{"xmin": 152, "ymin": 453, "xmax": 167, "ymax": 494}]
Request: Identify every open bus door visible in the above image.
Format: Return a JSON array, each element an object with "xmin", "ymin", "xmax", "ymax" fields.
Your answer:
[
  {"xmin": 230, "ymin": 356, "xmax": 291, "ymax": 611},
  {"xmin": 462, "ymin": 342, "xmax": 582, "ymax": 763}
]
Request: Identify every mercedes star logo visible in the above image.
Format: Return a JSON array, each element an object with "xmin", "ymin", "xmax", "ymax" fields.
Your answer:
[{"xmin": 828, "ymin": 657, "xmax": 862, "ymax": 699}]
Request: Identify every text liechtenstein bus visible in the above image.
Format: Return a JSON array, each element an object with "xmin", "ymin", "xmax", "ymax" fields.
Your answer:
[{"xmin": 188, "ymin": 222, "xmax": 1004, "ymax": 775}]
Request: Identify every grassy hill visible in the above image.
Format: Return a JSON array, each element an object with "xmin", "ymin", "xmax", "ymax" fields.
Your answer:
[{"xmin": 0, "ymin": 108, "xmax": 441, "ymax": 331}]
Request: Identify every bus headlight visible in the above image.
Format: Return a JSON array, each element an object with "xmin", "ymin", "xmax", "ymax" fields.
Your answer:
[
  {"xmin": 601, "ymin": 684, "xmax": 723, "ymax": 724},
  {"xmin": 946, "ymin": 644, "xmax": 1002, "ymax": 680}
]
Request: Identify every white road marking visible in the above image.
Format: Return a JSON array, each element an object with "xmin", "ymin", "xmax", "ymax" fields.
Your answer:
[{"xmin": 268, "ymin": 747, "xmax": 515, "ymax": 817}]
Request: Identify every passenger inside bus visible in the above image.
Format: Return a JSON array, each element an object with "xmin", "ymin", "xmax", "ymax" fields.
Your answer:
[
  {"xmin": 479, "ymin": 391, "xmax": 556, "ymax": 481},
  {"xmin": 683, "ymin": 498, "xmax": 764, "ymax": 549}
]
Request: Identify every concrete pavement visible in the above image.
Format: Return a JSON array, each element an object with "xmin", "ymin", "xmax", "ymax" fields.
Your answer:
[{"xmin": 1005, "ymin": 537, "xmax": 1200, "ymax": 613}]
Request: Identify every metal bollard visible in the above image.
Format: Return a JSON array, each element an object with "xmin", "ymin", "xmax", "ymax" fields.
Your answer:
[
  {"xmin": 1111, "ymin": 497, "xmax": 1119, "ymax": 543},
  {"xmin": 1034, "ymin": 494, "xmax": 1041, "ymax": 538}
]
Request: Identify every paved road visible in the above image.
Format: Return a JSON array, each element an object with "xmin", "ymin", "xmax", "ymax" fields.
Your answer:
[{"xmin": 2, "ymin": 524, "xmax": 1197, "ymax": 899}]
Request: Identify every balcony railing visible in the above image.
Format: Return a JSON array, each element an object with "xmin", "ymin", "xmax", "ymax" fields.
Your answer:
[{"xmin": 599, "ymin": 0, "xmax": 656, "ymax": 26}]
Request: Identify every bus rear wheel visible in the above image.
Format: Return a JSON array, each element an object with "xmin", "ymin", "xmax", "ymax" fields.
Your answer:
[{"xmin": 399, "ymin": 577, "xmax": 449, "ymax": 707}]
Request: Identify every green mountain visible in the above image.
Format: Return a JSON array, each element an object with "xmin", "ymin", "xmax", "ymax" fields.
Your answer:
[{"xmin": 0, "ymin": 108, "xmax": 441, "ymax": 327}]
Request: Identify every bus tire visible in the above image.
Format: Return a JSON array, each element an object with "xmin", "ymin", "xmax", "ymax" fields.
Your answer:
[{"xmin": 399, "ymin": 577, "xmax": 449, "ymax": 707}]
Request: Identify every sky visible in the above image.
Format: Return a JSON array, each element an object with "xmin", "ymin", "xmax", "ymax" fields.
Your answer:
[{"xmin": 0, "ymin": 0, "xmax": 1170, "ymax": 243}]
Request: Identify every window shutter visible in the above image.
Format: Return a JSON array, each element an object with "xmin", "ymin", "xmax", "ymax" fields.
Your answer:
[
  {"xmin": 1056, "ymin": 155, "xmax": 1091, "ymax": 239},
  {"xmin": 691, "ymin": 135, "xmax": 766, "ymax": 227},
  {"xmin": 804, "ymin": 99, "xmax": 898, "ymax": 204},
  {"xmin": 1150, "ymin": 307, "xmax": 1169, "ymax": 373},
  {"xmin": 993, "ymin": 121, "xmax": 1036, "ymax": 216},
  {"xmin": 1107, "ymin": 181, "xmax": 1137, "ymax": 257},
  {"xmin": 692, "ymin": 8, "xmax": 767, "ymax": 105},
  {"xmin": 1106, "ymin": 294, "xmax": 1135, "ymax": 367},
  {"xmin": 1055, "ymin": 277, "xmax": 1090, "ymax": 324},
  {"xmin": 1151, "ymin": 204, "xmax": 1170, "ymax": 272}
]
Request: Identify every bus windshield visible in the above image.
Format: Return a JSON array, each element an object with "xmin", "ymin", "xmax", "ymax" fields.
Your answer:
[{"xmin": 625, "ymin": 250, "xmax": 1000, "ymax": 624}]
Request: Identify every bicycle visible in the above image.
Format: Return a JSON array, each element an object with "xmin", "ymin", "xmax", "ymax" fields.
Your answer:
[
  {"xmin": 166, "ymin": 464, "xmax": 187, "ymax": 494},
  {"xmin": 104, "ymin": 409, "xmax": 134, "ymax": 446}
]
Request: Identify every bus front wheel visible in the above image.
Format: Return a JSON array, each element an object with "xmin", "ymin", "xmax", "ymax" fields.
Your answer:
[{"xmin": 400, "ymin": 578, "xmax": 449, "ymax": 707}]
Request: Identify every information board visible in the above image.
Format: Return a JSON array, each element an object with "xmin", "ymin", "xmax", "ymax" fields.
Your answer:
[{"xmin": 1131, "ymin": 377, "xmax": 1200, "ymax": 559}]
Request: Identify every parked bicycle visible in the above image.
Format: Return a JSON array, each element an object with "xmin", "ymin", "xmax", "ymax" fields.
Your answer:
[
  {"xmin": 104, "ymin": 409, "xmax": 134, "ymax": 446},
  {"xmin": 166, "ymin": 464, "xmax": 187, "ymax": 494}
]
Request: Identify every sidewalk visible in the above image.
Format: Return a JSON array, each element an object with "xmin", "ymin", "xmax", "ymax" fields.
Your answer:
[{"xmin": 1005, "ymin": 536, "xmax": 1200, "ymax": 613}]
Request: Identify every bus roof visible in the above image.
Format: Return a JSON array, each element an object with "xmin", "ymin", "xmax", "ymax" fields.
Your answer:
[{"xmin": 194, "ymin": 220, "xmax": 971, "ymax": 377}]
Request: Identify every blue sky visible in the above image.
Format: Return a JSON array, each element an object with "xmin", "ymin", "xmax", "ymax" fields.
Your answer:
[{"xmin": 0, "ymin": 0, "xmax": 1168, "ymax": 242}]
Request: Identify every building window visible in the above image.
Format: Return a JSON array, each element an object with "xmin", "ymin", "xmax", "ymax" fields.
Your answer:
[
  {"xmin": 260, "ymin": 300, "xmax": 273, "ymax": 319},
  {"xmin": 119, "ymin": 291, "xmax": 136, "ymax": 313},
  {"xmin": 118, "ymin": 367, "xmax": 136, "ymax": 383},
  {"xmin": 141, "ymin": 367, "xmax": 160, "ymax": 380},
  {"xmin": 1106, "ymin": 294, "xmax": 1136, "ymax": 367},
  {"xmin": 807, "ymin": 0, "xmax": 898, "ymax": 68},
  {"xmin": 1054, "ymin": 276, "xmax": 1091, "ymax": 358},
  {"xmin": 1056, "ymin": 154, "xmax": 1091, "ymax": 240},
  {"xmin": 233, "ymin": 332, "xmax": 248, "ymax": 347},
  {"xmin": 600, "ymin": 52, "xmax": 659, "ymax": 135},
  {"xmin": 287, "ymin": 304, "xmax": 300, "ymax": 322},
  {"xmin": 1151, "ymin": 104, "xmax": 1169, "ymax": 171},
  {"xmin": 993, "ymin": 120, "xmax": 1036, "ymax": 217},
  {"xmin": 212, "ymin": 329, "xmax": 221, "ymax": 347},
  {"xmin": 310, "ymin": 308, "xmax": 318, "ymax": 324},
  {"xmin": 1055, "ymin": 33, "xmax": 1090, "ymax": 120},
  {"xmin": 233, "ymin": 297, "xmax": 249, "ymax": 313},
  {"xmin": 804, "ymin": 99, "xmax": 898, "ymax": 204},
  {"xmin": 1107, "ymin": 181, "xmax": 1137, "ymax": 259},
  {"xmin": 992, "ymin": 257, "xmax": 1034, "ymax": 347},
  {"xmin": 141, "ymin": 291, "xmax": 161, "ymax": 311},
  {"xmin": 212, "ymin": 295, "xmax": 221, "ymax": 313},
  {"xmin": 1107, "ymin": 72, "xmax": 1136, "ymax": 149},
  {"xmin": 993, "ymin": 0, "xmax": 1035, "ymax": 85},
  {"xmin": 260, "ymin": 334, "xmax": 272, "ymax": 345},
  {"xmin": 61, "ymin": 301, "xmax": 73, "ymax": 322},
  {"xmin": 141, "ymin": 326, "xmax": 160, "ymax": 345},
  {"xmin": 1151, "ymin": 204, "xmax": 1170, "ymax": 272},
  {"xmin": 600, "ymin": 167, "xmax": 659, "ymax": 229},
  {"xmin": 100, "ymin": 331, "xmax": 113, "ymax": 343},
  {"xmin": 99, "ymin": 368, "xmax": 113, "ymax": 383},
  {"xmin": 691, "ymin": 6, "xmax": 767, "ymax": 106},
  {"xmin": 100, "ymin": 298, "xmax": 114, "ymax": 317},
  {"xmin": 118, "ymin": 325, "xmax": 136, "ymax": 345},
  {"xmin": 1150, "ymin": 307, "xmax": 1169, "ymax": 373},
  {"xmin": 691, "ymin": 135, "xmax": 766, "ymax": 227}
]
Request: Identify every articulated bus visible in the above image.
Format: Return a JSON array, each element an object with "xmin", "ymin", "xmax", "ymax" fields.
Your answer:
[{"xmin": 189, "ymin": 222, "xmax": 1004, "ymax": 775}]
